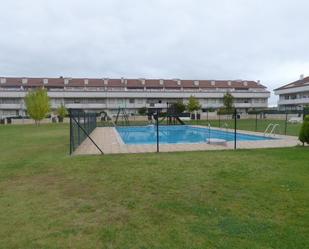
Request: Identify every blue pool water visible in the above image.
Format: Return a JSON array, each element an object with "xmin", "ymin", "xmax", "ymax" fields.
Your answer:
[{"xmin": 116, "ymin": 125, "xmax": 274, "ymax": 145}]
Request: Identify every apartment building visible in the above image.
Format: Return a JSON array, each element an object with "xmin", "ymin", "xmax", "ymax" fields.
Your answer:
[
  {"xmin": 0, "ymin": 77, "xmax": 270, "ymax": 118},
  {"xmin": 274, "ymin": 75, "xmax": 309, "ymax": 111}
]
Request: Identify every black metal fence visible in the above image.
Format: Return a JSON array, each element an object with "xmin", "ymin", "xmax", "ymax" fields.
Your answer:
[
  {"xmin": 190, "ymin": 108, "xmax": 309, "ymax": 137},
  {"xmin": 69, "ymin": 109, "xmax": 102, "ymax": 154},
  {"xmin": 69, "ymin": 107, "xmax": 308, "ymax": 154}
]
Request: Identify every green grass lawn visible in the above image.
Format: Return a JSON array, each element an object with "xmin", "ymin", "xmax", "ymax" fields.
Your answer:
[{"xmin": 0, "ymin": 124, "xmax": 308, "ymax": 249}]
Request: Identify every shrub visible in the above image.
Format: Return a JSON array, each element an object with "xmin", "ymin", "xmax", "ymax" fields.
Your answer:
[
  {"xmin": 138, "ymin": 107, "xmax": 147, "ymax": 116},
  {"xmin": 170, "ymin": 101, "xmax": 186, "ymax": 114},
  {"xmin": 217, "ymin": 108, "xmax": 234, "ymax": 115},
  {"xmin": 187, "ymin": 96, "xmax": 201, "ymax": 113},
  {"xmin": 57, "ymin": 104, "xmax": 68, "ymax": 123},
  {"xmin": 299, "ymin": 115, "xmax": 309, "ymax": 145},
  {"xmin": 223, "ymin": 92, "xmax": 234, "ymax": 112},
  {"xmin": 25, "ymin": 88, "xmax": 51, "ymax": 125}
]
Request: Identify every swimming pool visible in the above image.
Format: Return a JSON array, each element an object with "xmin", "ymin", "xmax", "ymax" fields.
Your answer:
[{"xmin": 116, "ymin": 125, "xmax": 274, "ymax": 145}]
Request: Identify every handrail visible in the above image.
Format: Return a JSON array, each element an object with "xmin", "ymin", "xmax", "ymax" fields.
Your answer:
[
  {"xmin": 264, "ymin": 123, "xmax": 273, "ymax": 136},
  {"xmin": 207, "ymin": 123, "xmax": 211, "ymax": 143},
  {"xmin": 269, "ymin": 124, "xmax": 279, "ymax": 136}
]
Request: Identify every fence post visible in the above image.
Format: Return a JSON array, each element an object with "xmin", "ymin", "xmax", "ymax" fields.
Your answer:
[
  {"xmin": 234, "ymin": 108, "xmax": 237, "ymax": 150},
  {"xmin": 284, "ymin": 112, "xmax": 288, "ymax": 135},
  {"xmin": 69, "ymin": 109, "xmax": 73, "ymax": 155},
  {"xmin": 156, "ymin": 108, "xmax": 159, "ymax": 153},
  {"xmin": 77, "ymin": 111, "xmax": 81, "ymax": 144},
  {"xmin": 255, "ymin": 113, "xmax": 258, "ymax": 131},
  {"xmin": 84, "ymin": 112, "xmax": 86, "ymax": 137}
]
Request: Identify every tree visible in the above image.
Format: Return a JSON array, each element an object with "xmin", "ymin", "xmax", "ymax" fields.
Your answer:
[
  {"xmin": 299, "ymin": 115, "xmax": 309, "ymax": 145},
  {"xmin": 57, "ymin": 103, "xmax": 68, "ymax": 122},
  {"xmin": 171, "ymin": 101, "xmax": 186, "ymax": 114},
  {"xmin": 138, "ymin": 107, "xmax": 147, "ymax": 116},
  {"xmin": 25, "ymin": 88, "xmax": 51, "ymax": 125},
  {"xmin": 186, "ymin": 95, "xmax": 201, "ymax": 113},
  {"xmin": 223, "ymin": 92, "xmax": 234, "ymax": 113}
]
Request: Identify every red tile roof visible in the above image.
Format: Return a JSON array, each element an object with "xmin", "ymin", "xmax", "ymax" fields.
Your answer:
[
  {"xmin": 274, "ymin": 76, "xmax": 309, "ymax": 91},
  {"xmin": 0, "ymin": 77, "xmax": 267, "ymax": 89},
  {"xmin": 164, "ymin": 80, "xmax": 181, "ymax": 88},
  {"xmin": 106, "ymin": 79, "xmax": 123, "ymax": 87},
  {"xmin": 145, "ymin": 79, "xmax": 163, "ymax": 88},
  {"xmin": 181, "ymin": 80, "xmax": 199, "ymax": 88},
  {"xmin": 126, "ymin": 79, "xmax": 144, "ymax": 88}
]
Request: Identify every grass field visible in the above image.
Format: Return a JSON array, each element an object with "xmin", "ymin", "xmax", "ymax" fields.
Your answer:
[{"xmin": 0, "ymin": 124, "xmax": 308, "ymax": 249}]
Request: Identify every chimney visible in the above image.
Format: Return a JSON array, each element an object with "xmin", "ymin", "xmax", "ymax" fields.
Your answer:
[
  {"xmin": 0, "ymin": 78, "xmax": 6, "ymax": 84},
  {"xmin": 194, "ymin": 80, "xmax": 199, "ymax": 86},
  {"xmin": 103, "ymin": 78, "xmax": 108, "ymax": 85},
  {"xmin": 43, "ymin": 78, "xmax": 48, "ymax": 84},
  {"xmin": 173, "ymin": 79, "xmax": 181, "ymax": 86},
  {"xmin": 140, "ymin": 78, "xmax": 146, "ymax": 85},
  {"xmin": 84, "ymin": 79, "xmax": 89, "ymax": 85},
  {"xmin": 211, "ymin": 80, "xmax": 216, "ymax": 86},
  {"xmin": 300, "ymin": 74, "xmax": 304, "ymax": 80},
  {"xmin": 228, "ymin": 81, "xmax": 232, "ymax": 86},
  {"xmin": 159, "ymin": 79, "xmax": 164, "ymax": 85},
  {"xmin": 243, "ymin": 81, "xmax": 248, "ymax": 86},
  {"xmin": 22, "ymin": 78, "xmax": 28, "ymax": 84},
  {"xmin": 64, "ymin": 78, "xmax": 69, "ymax": 85}
]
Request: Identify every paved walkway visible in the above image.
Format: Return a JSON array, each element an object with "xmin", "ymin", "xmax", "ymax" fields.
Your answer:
[{"xmin": 73, "ymin": 126, "xmax": 300, "ymax": 155}]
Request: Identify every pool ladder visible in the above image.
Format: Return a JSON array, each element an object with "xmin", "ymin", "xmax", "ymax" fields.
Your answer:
[{"xmin": 264, "ymin": 123, "xmax": 279, "ymax": 137}]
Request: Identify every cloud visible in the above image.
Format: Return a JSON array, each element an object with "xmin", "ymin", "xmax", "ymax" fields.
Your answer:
[{"xmin": 0, "ymin": 0, "xmax": 309, "ymax": 105}]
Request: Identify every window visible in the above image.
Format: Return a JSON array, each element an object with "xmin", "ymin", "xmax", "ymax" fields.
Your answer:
[
  {"xmin": 129, "ymin": 99, "xmax": 135, "ymax": 104},
  {"xmin": 0, "ymin": 98, "xmax": 20, "ymax": 104}
]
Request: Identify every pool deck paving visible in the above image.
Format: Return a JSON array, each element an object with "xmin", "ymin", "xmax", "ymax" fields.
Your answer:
[{"xmin": 73, "ymin": 126, "xmax": 300, "ymax": 155}]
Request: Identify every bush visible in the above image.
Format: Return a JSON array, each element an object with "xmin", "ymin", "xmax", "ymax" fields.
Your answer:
[
  {"xmin": 299, "ymin": 115, "xmax": 309, "ymax": 145},
  {"xmin": 57, "ymin": 104, "xmax": 68, "ymax": 122},
  {"xmin": 217, "ymin": 108, "xmax": 234, "ymax": 115},
  {"xmin": 25, "ymin": 88, "xmax": 51, "ymax": 125},
  {"xmin": 170, "ymin": 101, "xmax": 186, "ymax": 114},
  {"xmin": 138, "ymin": 107, "xmax": 147, "ymax": 116}
]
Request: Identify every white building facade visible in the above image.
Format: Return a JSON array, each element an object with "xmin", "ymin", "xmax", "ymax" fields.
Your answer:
[
  {"xmin": 274, "ymin": 75, "xmax": 309, "ymax": 111},
  {"xmin": 0, "ymin": 77, "xmax": 270, "ymax": 118}
]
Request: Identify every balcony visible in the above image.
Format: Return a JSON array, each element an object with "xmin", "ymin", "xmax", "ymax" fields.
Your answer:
[
  {"xmin": 0, "ymin": 104, "xmax": 23, "ymax": 109},
  {"xmin": 278, "ymin": 98, "xmax": 309, "ymax": 106}
]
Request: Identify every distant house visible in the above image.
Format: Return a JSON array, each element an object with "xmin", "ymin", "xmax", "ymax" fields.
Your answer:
[{"xmin": 274, "ymin": 75, "xmax": 309, "ymax": 111}]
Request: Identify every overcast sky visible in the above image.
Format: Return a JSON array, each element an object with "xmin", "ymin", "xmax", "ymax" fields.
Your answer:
[{"xmin": 1, "ymin": 0, "xmax": 309, "ymax": 105}]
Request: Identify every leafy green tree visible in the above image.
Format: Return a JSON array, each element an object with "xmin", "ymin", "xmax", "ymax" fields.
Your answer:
[
  {"xmin": 186, "ymin": 95, "xmax": 201, "ymax": 113},
  {"xmin": 25, "ymin": 88, "xmax": 51, "ymax": 125},
  {"xmin": 223, "ymin": 92, "xmax": 234, "ymax": 113},
  {"xmin": 171, "ymin": 101, "xmax": 186, "ymax": 114},
  {"xmin": 299, "ymin": 115, "xmax": 309, "ymax": 145},
  {"xmin": 57, "ymin": 103, "xmax": 68, "ymax": 122},
  {"xmin": 138, "ymin": 107, "xmax": 147, "ymax": 116}
]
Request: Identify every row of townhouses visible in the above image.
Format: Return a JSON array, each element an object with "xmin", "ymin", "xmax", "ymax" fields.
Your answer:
[
  {"xmin": 274, "ymin": 75, "xmax": 309, "ymax": 111},
  {"xmin": 0, "ymin": 77, "xmax": 270, "ymax": 118}
]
